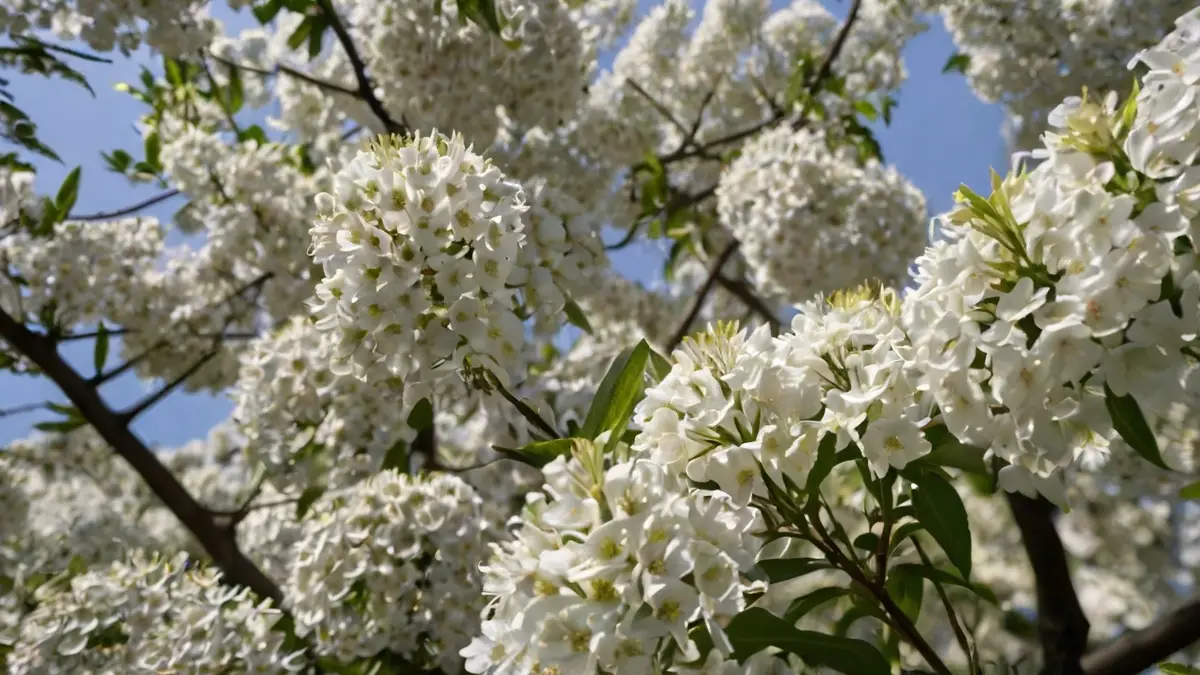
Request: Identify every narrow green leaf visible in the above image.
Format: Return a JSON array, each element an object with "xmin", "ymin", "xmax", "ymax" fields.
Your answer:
[
  {"xmin": 53, "ymin": 166, "xmax": 81, "ymax": 217},
  {"xmin": 225, "ymin": 66, "xmax": 244, "ymax": 114},
  {"xmin": 783, "ymin": 587, "xmax": 849, "ymax": 623},
  {"xmin": 853, "ymin": 100, "xmax": 877, "ymax": 121},
  {"xmin": 887, "ymin": 565, "xmax": 924, "ymax": 622},
  {"xmin": 143, "ymin": 131, "xmax": 161, "ymax": 171},
  {"xmin": 1160, "ymin": 663, "xmax": 1200, "ymax": 675},
  {"xmin": 406, "ymin": 398, "xmax": 434, "ymax": 431},
  {"xmin": 307, "ymin": 18, "xmax": 327, "ymax": 60},
  {"xmin": 493, "ymin": 438, "xmax": 574, "ymax": 468},
  {"xmin": 911, "ymin": 470, "xmax": 973, "ymax": 579},
  {"xmin": 563, "ymin": 298, "xmax": 593, "ymax": 335},
  {"xmin": 726, "ymin": 607, "xmax": 890, "ymax": 675},
  {"xmin": 647, "ymin": 347, "xmax": 673, "ymax": 383},
  {"xmin": 579, "ymin": 340, "xmax": 650, "ymax": 450},
  {"xmin": 892, "ymin": 563, "xmax": 997, "ymax": 605},
  {"xmin": 286, "ymin": 17, "xmax": 314, "ymax": 51},
  {"xmin": 295, "ymin": 486, "xmax": 325, "ymax": 520},
  {"xmin": 1180, "ymin": 480, "xmax": 1200, "ymax": 500},
  {"xmin": 1104, "ymin": 383, "xmax": 1171, "ymax": 471},
  {"xmin": 252, "ymin": 0, "xmax": 285, "ymax": 23},
  {"xmin": 93, "ymin": 322, "xmax": 109, "ymax": 375},
  {"xmin": 942, "ymin": 52, "xmax": 971, "ymax": 74},
  {"xmin": 804, "ymin": 432, "xmax": 838, "ymax": 496},
  {"xmin": 34, "ymin": 418, "xmax": 87, "ymax": 433},
  {"xmin": 888, "ymin": 521, "xmax": 925, "ymax": 554},
  {"xmin": 853, "ymin": 532, "xmax": 879, "ymax": 552},
  {"xmin": 757, "ymin": 557, "xmax": 833, "ymax": 583}
]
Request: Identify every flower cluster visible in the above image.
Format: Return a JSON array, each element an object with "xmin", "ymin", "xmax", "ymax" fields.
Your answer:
[
  {"xmin": 0, "ymin": 0, "xmax": 218, "ymax": 55},
  {"xmin": 903, "ymin": 7, "xmax": 1200, "ymax": 504},
  {"xmin": 286, "ymin": 471, "xmax": 488, "ymax": 672},
  {"xmin": 634, "ymin": 288, "xmax": 931, "ymax": 505},
  {"xmin": 923, "ymin": 0, "xmax": 1187, "ymax": 149},
  {"xmin": 0, "ymin": 217, "xmax": 164, "ymax": 326},
  {"xmin": 6, "ymin": 552, "xmax": 304, "ymax": 674},
  {"xmin": 717, "ymin": 126, "xmax": 927, "ymax": 302},
  {"xmin": 462, "ymin": 441, "xmax": 770, "ymax": 674},
  {"xmin": 310, "ymin": 130, "xmax": 601, "ymax": 400},
  {"xmin": 232, "ymin": 316, "xmax": 415, "ymax": 492}
]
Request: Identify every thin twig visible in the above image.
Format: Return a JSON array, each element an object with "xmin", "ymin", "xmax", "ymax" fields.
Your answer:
[
  {"xmin": 715, "ymin": 274, "xmax": 782, "ymax": 334},
  {"xmin": 666, "ymin": 240, "xmax": 739, "ymax": 351},
  {"xmin": 914, "ymin": 538, "xmax": 979, "ymax": 674},
  {"xmin": 626, "ymin": 78, "xmax": 693, "ymax": 144},
  {"xmin": 314, "ymin": 0, "xmax": 406, "ymax": 135},
  {"xmin": 0, "ymin": 401, "xmax": 47, "ymax": 418},
  {"xmin": 117, "ymin": 347, "xmax": 221, "ymax": 423},
  {"xmin": 71, "ymin": 189, "xmax": 182, "ymax": 221},
  {"xmin": 210, "ymin": 52, "xmax": 360, "ymax": 97}
]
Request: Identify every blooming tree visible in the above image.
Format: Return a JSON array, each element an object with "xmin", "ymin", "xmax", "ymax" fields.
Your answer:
[{"xmin": 2, "ymin": 0, "xmax": 1200, "ymax": 674}]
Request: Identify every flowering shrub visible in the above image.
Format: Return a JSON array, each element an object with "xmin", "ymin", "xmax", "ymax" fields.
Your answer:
[{"xmin": 3, "ymin": 2, "xmax": 1200, "ymax": 675}]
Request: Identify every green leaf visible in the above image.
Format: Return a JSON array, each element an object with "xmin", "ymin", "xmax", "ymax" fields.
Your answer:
[
  {"xmin": 307, "ymin": 17, "xmax": 328, "ymax": 60},
  {"xmin": 881, "ymin": 95, "xmax": 897, "ymax": 125},
  {"xmin": 493, "ymin": 438, "xmax": 574, "ymax": 468},
  {"xmin": 295, "ymin": 486, "xmax": 325, "ymax": 520},
  {"xmin": 942, "ymin": 52, "xmax": 971, "ymax": 74},
  {"xmin": 34, "ymin": 418, "xmax": 87, "ymax": 433},
  {"xmin": 53, "ymin": 166, "xmax": 81, "ymax": 217},
  {"xmin": 726, "ymin": 607, "xmax": 890, "ymax": 675},
  {"xmin": 563, "ymin": 298, "xmax": 592, "ymax": 335},
  {"xmin": 1104, "ymin": 383, "xmax": 1171, "ymax": 471},
  {"xmin": 914, "ymin": 425, "xmax": 988, "ymax": 474},
  {"xmin": 93, "ymin": 322, "xmax": 109, "ymax": 374},
  {"xmin": 888, "ymin": 521, "xmax": 925, "ymax": 554},
  {"xmin": 225, "ymin": 66, "xmax": 244, "ymax": 115},
  {"xmin": 887, "ymin": 565, "xmax": 925, "ymax": 622},
  {"xmin": 237, "ymin": 124, "xmax": 270, "ymax": 146},
  {"xmin": 891, "ymin": 563, "xmax": 997, "ymax": 605},
  {"xmin": 381, "ymin": 439, "xmax": 408, "ymax": 472},
  {"xmin": 1160, "ymin": 664, "xmax": 1200, "ymax": 675},
  {"xmin": 286, "ymin": 17, "xmax": 315, "ymax": 51},
  {"xmin": 102, "ymin": 149, "xmax": 133, "ymax": 174},
  {"xmin": 143, "ymin": 131, "xmax": 161, "ymax": 171},
  {"xmin": 911, "ymin": 470, "xmax": 972, "ymax": 579},
  {"xmin": 757, "ymin": 557, "xmax": 834, "ymax": 583},
  {"xmin": 647, "ymin": 347, "xmax": 673, "ymax": 383},
  {"xmin": 164, "ymin": 58, "xmax": 184, "ymax": 86},
  {"xmin": 456, "ymin": 0, "xmax": 505, "ymax": 35},
  {"xmin": 579, "ymin": 340, "xmax": 651, "ymax": 451},
  {"xmin": 252, "ymin": 0, "xmax": 285, "ymax": 23},
  {"xmin": 853, "ymin": 532, "xmax": 879, "ymax": 552},
  {"xmin": 406, "ymin": 398, "xmax": 434, "ymax": 431},
  {"xmin": 804, "ymin": 432, "xmax": 839, "ymax": 496},
  {"xmin": 853, "ymin": 100, "xmax": 877, "ymax": 121},
  {"xmin": 1180, "ymin": 480, "xmax": 1200, "ymax": 501},
  {"xmin": 783, "ymin": 587, "xmax": 849, "ymax": 623}
]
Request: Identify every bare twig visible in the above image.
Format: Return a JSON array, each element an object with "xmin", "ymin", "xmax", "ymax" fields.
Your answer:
[
  {"xmin": 210, "ymin": 52, "xmax": 360, "ymax": 97},
  {"xmin": 1082, "ymin": 598, "xmax": 1200, "ymax": 675},
  {"xmin": 0, "ymin": 401, "xmax": 47, "ymax": 418},
  {"xmin": 666, "ymin": 240, "xmax": 740, "ymax": 351},
  {"xmin": 626, "ymin": 78, "xmax": 694, "ymax": 147},
  {"xmin": 71, "ymin": 189, "xmax": 182, "ymax": 221},
  {"xmin": 0, "ymin": 307, "xmax": 282, "ymax": 603},
  {"xmin": 1007, "ymin": 493, "xmax": 1090, "ymax": 675},
  {"xmin": 314, "ymin": 0, "xmax": 407, "ymax": 135},
  {"xmin": 117, "ymin": 347, "xmax": 221, "ymax": 423}
]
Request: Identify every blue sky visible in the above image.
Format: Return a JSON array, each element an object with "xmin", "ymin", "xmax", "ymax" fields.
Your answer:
[{"xmin": 0, "ymin": 1, "xmax": 1007, "ymax": 447}]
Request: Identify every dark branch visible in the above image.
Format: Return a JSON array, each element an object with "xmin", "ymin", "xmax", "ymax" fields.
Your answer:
[
  {"xmin": 315, "ymin": 0, "xmax": 407, "ymax": 135},
  {"xmin": 0, "ymin": 306, "xmax": 282, "ymax": 603},
  {"xmin": 666, "ymin": 240, "xmax": 740, "ymax": 351},
  {"xmin": 1007, "ymin": 493, "xmax": 1090, "ymax": 675},
  {"xmin": 210, "ymin": 52, "xmax": 360, "ymax": 97},
  {"xmin": 0, "ymin": 401, "xmax": 47, "ymax": 418},
  {"xmin": 715, "ymin": 274, "xmax": 782, "ymax": 334},
  {"xmin": 71, "ymin": 189, "xmax": 182, "ymax": 221},
  {"xmin": 1082, "ymin": 598, "xmax": 1200, "ymax": 675},
  {"xmin": 117, "ymin": 347, "xmax": 221, "ymax": 423}
]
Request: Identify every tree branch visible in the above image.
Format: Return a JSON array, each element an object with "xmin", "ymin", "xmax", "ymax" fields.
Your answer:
[
  {"xmin": 117, "ymin": 347, "xmax": 221, "ymax": 423},
  {"xmin": 715, "ymin": 274, "xmax": 782, "ymax": 334},
  {"xmin": 314, "ymin": 0, "xmax": 407, "ymax": 135},
  {"xmin": 1007, "ymin": 493, "xmax": 1090, "ymax": 675},
  {"xmin": 1082, "ymin": 597, "xmax": 1200, "ymax": 675},
  {"xmin": 0, "ymin": 306, "xmax": 282, "ymax": 603},
  {"xmin": 666, "ymin": 240, "xmax": 739, "ymax": 351},
  {"xmin": 71, "ymin": 189, "xmax": 181, "ymax": 221}
]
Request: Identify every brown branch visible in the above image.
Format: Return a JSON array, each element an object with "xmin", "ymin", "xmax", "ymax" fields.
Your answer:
[
  {"xmin": 210, "ymin": 52, "xmax": 360, "ymax": 98},
  {"xmin": 1082, "ymin": 598, "xmax": 1200, "ymax": 675},
  {"xmin": 1007, "ymin": 493, "xmax": 1090, "ymax": 675},
  {"xmin": 666, "ymin": 240, "xmax": 740, "ymax": 351},
  {"xmin": 314, "ymin": 0, "xmax": 407, "ymax": 135},
  {"xmin": 0, "ymin": 307, "xmax": 282, "ymax": 603},
  {"xmin": 715, "ymin": 274, "xmax": 782, "ymax": 334},
  {"xmin": 71, "ymin": 189, "xmax": 181, "ymax": 221}
]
